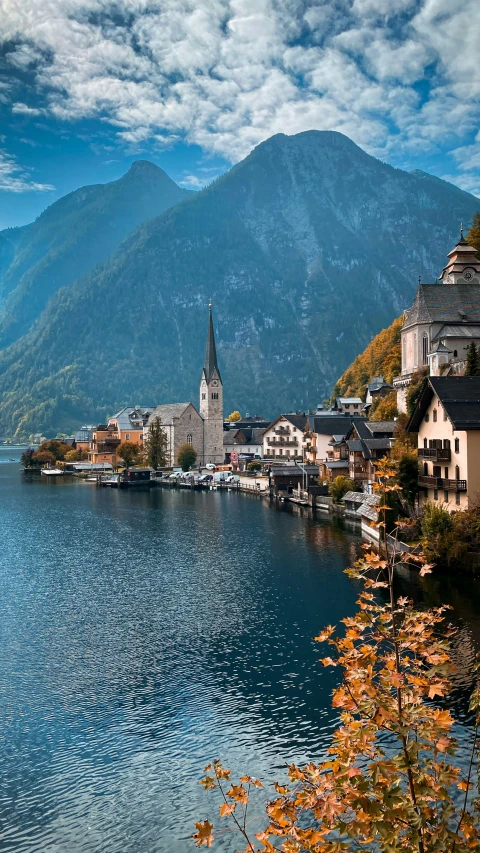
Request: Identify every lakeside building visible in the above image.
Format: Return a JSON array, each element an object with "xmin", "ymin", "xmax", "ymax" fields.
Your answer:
[
  {"xmin": 394, "ymin": 231, "xmax": 480, "ymax": 412},
  {"xmin": 145, "ymin": 306, "xmax": 224, "ymax": 467},
  {"xmin": 407, "ymin": 376, "xmax": 480, "ymax": 510},
  {"xmin": 262, "ymin": 414, "xmax": 311, "ymax": 460},
  {"xmin": 224, "ymin": 427, "xmax": 266, "ymax": 464}
]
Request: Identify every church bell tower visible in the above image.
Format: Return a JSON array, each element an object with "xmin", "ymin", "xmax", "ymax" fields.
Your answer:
[{"xmin": 200, "ymin": 303, "xmax": 224, "ymax": 465}]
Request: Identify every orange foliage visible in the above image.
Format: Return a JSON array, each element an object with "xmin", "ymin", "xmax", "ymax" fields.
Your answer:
[{"xmin": 333, "ymin": 315, "xmax": 402, "ymax": 399}]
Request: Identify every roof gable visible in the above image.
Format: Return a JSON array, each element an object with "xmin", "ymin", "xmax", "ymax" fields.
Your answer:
[{"xmin": 407, "ymin": 376, "xmax": 480, "ymax": 431}]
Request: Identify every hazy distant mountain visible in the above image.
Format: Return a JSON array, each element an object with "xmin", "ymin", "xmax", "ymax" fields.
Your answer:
[
  {"xmin": 0, "ymin": 161, "xmax": 192, "ymax": 347},
  {"xmin": 0, "ymin": 130, "xmax": 478, "ymax": 437}
]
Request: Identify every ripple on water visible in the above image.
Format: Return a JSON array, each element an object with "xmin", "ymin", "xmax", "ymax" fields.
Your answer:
[{"xmin": 0, "ymin": 458, "xmax": 479, "ymax": 851}]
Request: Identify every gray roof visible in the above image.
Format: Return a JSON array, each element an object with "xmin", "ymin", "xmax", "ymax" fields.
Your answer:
[
  {"xmin": 270, "ymin": 465, "xmax": 319, "ymax": 477},
  {"xmin": 148, "ymin": 403, "xmax": 193, "ymax": 425},
  {"xmin": 343, "ymin": 491, "xmax": 365, "ymax": 503},
  {"xmin": 325, "ymin": 460, "xmax": 349, "ymax": 468},
  {"xmin": 112, "ymin": 406, "xmax": 155, "ymax": 430},
  {"xmin": 313, "ymin": 415, "xmax": 363, "ymax": 435},
  {"xmin": 365, "ymin": 421, "xmax": 396, "ymax": 435},
  {"xmin": 434, "ymin": 324, "xmax": 480, "ymax": 340},
  {"xmin": 403, "ymin": 283, "xmax": 480, "ymax": 330},
  {"xmin": 360, "ymin": 503, "xmax": 379, "ymax": 522},
  {"xmin": 336, "ymin": 397, "xmax": 363, "ymax": 404},
  {"xmin": 347, "ymin": 440, "xmax": 363, "ymax": 451},
  {"xmin": 367, "ymin": 376, "xmax": 390, "ymax": 392},
  {"xmin": 224, "ymin": 427, "xmax": 266, "ymax": 446},
  {"xmin": 429, "ymin": 341, "xmax": 452, "ymax": 354},
  {"xmin": 363, "ymin": 438, "xmax": 392, "ymax": 451},
  {"xmin": 75, "ymin": 425, "xmax": 94, "ymax": 442},
  {"xmin": 203, "ymin": 306, "xmax": 222, "ymax": 384},
  {"xmin": 407, "ymin": 376, "xmax": 480, "ymax": 432}
]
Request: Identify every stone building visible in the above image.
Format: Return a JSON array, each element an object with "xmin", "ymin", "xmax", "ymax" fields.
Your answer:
[
  {"xmin": 145, "ymin": 306, "xmax": 224, "ymax": 467},
  {"xmin": 394, "ymin": 231, "xmax": 480, "ymax": 412}
]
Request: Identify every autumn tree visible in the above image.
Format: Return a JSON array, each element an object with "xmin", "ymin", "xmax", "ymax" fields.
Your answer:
[
  {"xmin": 36, "ymin": 439, "xmax": 71, "ymax": 461},
  {"xmin": 406, "ymin": 370, "xmax": 428, "ymax": 416},
  {"xmin": 227, "ymin": 411, "xmax": 242, "ymax": 423},
  {"xmin": 32, "ymin": 450, "xmax": 55, "ymax": 466},
  {"xmin": 466, "ymin": 211, "xmax": 480, "ymax": 256},
  {"xmin": 143, "ymin": 417, "xmax": 168, "ymax": 469},
  {"xmin": 65, "ymin": 448, "xmax": 88, "ymax": 461},
  {"xmin": 117, "ymin": 441, "xmax": 140, "ymax": 468},
  {"xmin": 465, "ymin": 341, "xmax": 480, "ymax": 376},
  {"xmin": 328, "ymin": 475, "xmax": 357, "ymax": 502},
  {"xmin": 177, "ymin": 443, "xmax": 197, "ymax": 471},
  {"xmin": 247, "ymin": 460, "xmax": 262, "ymax": 472},
  {"xmin": 20, "ymin": 447, "xmax": 36, "ymax": 468},
  {"xmin": 195, "ymin": 468, "xmax": 480, "ymax": 852},
  {"xmin": 370, "ymin": 390, "xmax": 398, "ymax": 421}
]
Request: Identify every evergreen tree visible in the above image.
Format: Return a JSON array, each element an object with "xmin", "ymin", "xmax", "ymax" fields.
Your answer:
[
  {"xmin": 466, "ymin": 211, "xmax": 480, "ymax": 256},
  {"xmin": 143, "ymin": 417, "xmax": 168, "ymax": 469},
  {"xmin": 465, "ymin": 341, "xmax": 480, "ymax": 375}
]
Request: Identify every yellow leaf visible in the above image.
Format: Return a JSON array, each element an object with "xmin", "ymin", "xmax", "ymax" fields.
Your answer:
[
  {"xmin": 192, "ymin": 820, "xmax": 214, "ymax": 848},
  {"xmin": 429, "ymin": 682, "xmax": 446, "ymax": 699},
  {"xmin": 226, "ymin": 785, "xmax": 249, "ymax": 804},
  {"xmin": 219, "ymin": 802, "xmax": 235, "ymax": 817}
]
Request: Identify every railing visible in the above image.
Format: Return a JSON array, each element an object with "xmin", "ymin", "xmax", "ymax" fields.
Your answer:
[
  {"xmin": 419, "ymin": 475, "xmax": 467, "ymax": 491},
  {"xmin": 268, "ymin": 439, "xmax": 298, "ymax": 447},
  {"xmin": 418, "ymin": 448, "xmax": 451, "ymax": 461},
  {"xmin": 274, "ymin": 427, "xmax": 290, "ymax": 435}
]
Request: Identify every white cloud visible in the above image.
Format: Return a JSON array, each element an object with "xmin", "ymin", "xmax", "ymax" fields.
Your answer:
[
  {"xmin": 441, "ymin": 173, "xmax": 480, "ymax": 200},
  {"xmin": 0, "ymin": 148, "xmax": 55, "ymax": 193},
  {"xmin": 12, "ymin": 102, "xmax": 43, "ymax": 115},
  {"xmin": 0, "ymin": 0, "xmax": 478, "ymax": 192}
]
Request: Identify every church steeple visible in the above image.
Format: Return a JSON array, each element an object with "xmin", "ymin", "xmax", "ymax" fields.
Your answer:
[
  {"xmin": 203, "ymin": 301, "xmax": 222, "ymax": 384},
  {"xmin": 439, "ymin": 226, "xmax": 480, "ymax": 283}
]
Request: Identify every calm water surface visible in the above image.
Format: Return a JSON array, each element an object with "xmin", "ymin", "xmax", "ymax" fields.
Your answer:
[{"xmin": 1, "ymin": 448, "xmax": 480, "ymax": 852}]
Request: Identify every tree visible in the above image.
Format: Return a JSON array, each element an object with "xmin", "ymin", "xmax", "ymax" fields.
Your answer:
[
  {"xmin": 195, "ymin": 470, "xmax": 480, "ymax": 852},
  {"xmin": 465, "ymin": 341, "xmax": 480, "ymax": 376},
  {"xmin": 177, "ymin": 443, "xmax": 197, "ymax": 471},
  {"xmin": 37, "ymin": 439, "xmax": 72, "ymax": 461},
  {"xmin": 117, "ymin": 441, "xmax": 140, "ymax": 468},
  {"xmin": 328, "ymin": 475, "xmax": 356, "ymax": 502},
  {"xmin": 65, "ymin": 448, "xmax": 88, "ymax": 461},
  {"xmin": 406, "ymin": 369, "xmax": 428, "ymax": 416},
  {"xmin": 20, "ymin": 447, "xmax": 36, "ymax": 468},
  {"xmin": 32, "ymin": 450, "xmax": 55, "ymax": 466},
  {"xmin": 370, "ymin": 390, "xmax": 398, "ymax": 421},
  {"xmin": 144, "ymin": 417, "xmax": 168, "ymax": 469},
  {"xmin": 247, "ymin": 460, "xmax": 261, "ymax": 472},
  {"xmin": 396, "ymin": 448, "xmax": 419, "ymax": 508},
  {"xmin": 226, "ymin": 411, "xmax": 242, "ymax": 423},
  {"xmin": 466, "ymin": 211, "xmax": 480, "ymax": 256}
]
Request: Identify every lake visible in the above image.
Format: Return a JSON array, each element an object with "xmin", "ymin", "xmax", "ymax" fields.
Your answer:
[{"xmin": 1, "ymin": 447, "xmax": 480, "ymax": 852}]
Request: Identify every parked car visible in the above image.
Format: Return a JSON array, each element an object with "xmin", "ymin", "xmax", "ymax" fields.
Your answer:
[{"xmin": 205, "ymin": 463, "xmax": 216, "ymax": 470}]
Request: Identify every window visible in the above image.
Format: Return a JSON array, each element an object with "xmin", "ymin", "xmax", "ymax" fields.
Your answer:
[
  {"xmin": 423, "ymin": 438, "xmax": 427, "ymax": 448},
  {"xmin": 454, "ymin": 350, "xmax": 458, "ymax": 357},
  {"xmin": 423, "ymin": 462, "xmax": 428, "ymax": 475},
  {"xmin": 422, "ymin": 333, "xmax": 429, "ymax": 365},
  {"xmin": 433, "ymin": 465, "xmax": 441, "ymax": 477},
  {"xmin": 444, "ymin": 491, "xmax": 449, "ymax": 503},
  {"xmin": 187, "ymin": 434, "xmax": 193, "ymax": 445},
  {"xmin": 211, "ymin": 392, "xmax": 219, "ymax": 400},
  {"xmin": 126, "ymin": 433, "xmax": 130, "ymax": 440},
  {"xmin": 434, "ymin": 489, "xmax": 438, "ymax": 501},
  {"xmin": 444, "ymin": 467, "xmax": 449, "ymax": 478},
  {"xmin": 443, "ymin": 409, "xmax": 448, "ymax": 421},
  {"xmin": 345, "ymin": 403, "xmax": 350, "ymax": 408},
  {"xmin": 353, "ymin": 403, "xmax": 358, "ymax": 408},
  {"xmin": 455, "ymin": 438, "xmax": 460, "ymax": 453},
  {"xmin": 202, "ymin": 393, "xmax": 206, "ymax": 400},
  {"xmin": 433, "ymin": 409, "xmax": 437, "ymax": 422},
  {"xmin": 424, "ymin": 413, "xmax": 430, "ymax": 422},
  {"xmin": 455, "ymin": 465, "xmax": 460, "ymax": 480},
  {"xmin": 444, "ymin": 439, "xmax": 450, "ymax": 449},
  {"xmin": 456, "ymin": 492, "xmax": 461, "ymax": 505}
]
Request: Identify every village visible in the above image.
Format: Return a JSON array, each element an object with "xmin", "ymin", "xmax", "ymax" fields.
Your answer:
[{"xmin": 22, "ymin": 231, "xmax": 480, "ymax": 555}]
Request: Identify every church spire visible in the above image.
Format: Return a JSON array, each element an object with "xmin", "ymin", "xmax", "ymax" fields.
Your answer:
[{"xmin": 203, "ymin": 302, "xmax": 221, "ymax": 384}]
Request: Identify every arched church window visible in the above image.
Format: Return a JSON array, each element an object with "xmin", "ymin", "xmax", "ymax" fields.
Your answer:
[
  {"xmin": 202, "ymin": 393, "xmax": 206, "ymax": 401},
  {"xmin": 454, "ymin": 350, "xmax": 457, "ymax": 357},
  {"xmin": 187, "ymin": 434, "xmax": 193, "ymax": 445},
  {"xmin": 422, "ymin": 333, "xmax": 429, "ymax": 365}
]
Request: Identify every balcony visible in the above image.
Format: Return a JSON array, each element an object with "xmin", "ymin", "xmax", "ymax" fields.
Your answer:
[
  {"xmin": 274, "ymin": 427, "xmax": 290, "ymax": 435},
  {"xmin": 92, "ymin": 439, "xmax": 121, "ymax": 453},
  {"xmin": 418, "ymin": 448, "xmax": 451, "ymax": 462},
  {"xmin": 419, "ymin": 475, "xmax": 467, "ymax": 491},
  {"xmin": 268, "ymin": 439, "xmax": 298, "ymax": 447}
]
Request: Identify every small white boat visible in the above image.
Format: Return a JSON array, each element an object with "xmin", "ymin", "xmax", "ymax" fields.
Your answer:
[{"xmin": 41, "ymin": 468, "xmax": 64, "ymax": 476}]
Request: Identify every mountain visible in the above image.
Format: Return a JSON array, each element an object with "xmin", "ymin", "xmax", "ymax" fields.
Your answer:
[
  {"xmin": 332, "ymin": 316, "xmax": 402, "ymax": 400},
  {"xmin": 0, "ymin": 161, "xmax": 192, "ymax": 347},
  {"xmin": 0, "ymin": 130, "xmax": 479, "ymax": 438}
]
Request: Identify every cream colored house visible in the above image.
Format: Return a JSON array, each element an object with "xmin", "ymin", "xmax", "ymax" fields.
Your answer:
[
  {"xmin": 407, "ymin": 376, "xmax": 480, "ymax": 510},
  {"xmin": 263, "ymin": 414, "xmax": 310, "ymax": 460},
  {"xmin": 394, "ymin": 231, "xmax": 480, "ymax": 412}
]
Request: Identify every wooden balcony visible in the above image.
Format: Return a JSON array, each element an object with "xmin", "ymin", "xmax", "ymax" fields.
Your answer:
[
  {"xmin": 418, "ymin": 448, "xmax": 451, "ymax": 462},
  {"xmin": 268, "ymin": 439, "xmax": 298, "ymax": 447},
  {"xmin": 419, "ymin": 475, "xmax": 467, "ymax": 491}
]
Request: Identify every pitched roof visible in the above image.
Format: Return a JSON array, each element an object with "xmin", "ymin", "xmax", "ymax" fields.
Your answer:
[
  {"xmin": 363, "ymin": 438, "xmax": 392, "ymax": 451},
  {"xmin": 433, "ymin": 324, "xmax": 480, "ymax": 340},
  {"xmin": 224, "ymin": 427, "xmax": 266, "ymax": 445},
  {"xmin": 365, "ymin": 421, "xmax": 396, "ymax": 435},
  {"xmin": 347, "ymin": 439, "xmax": 363, "ymax": 451},
  {"xmin": 203, "ymin": 305, "xmax": 222, "ymax": 384},
  {"xmin": 403, "ymin": 283, "xmax": 480, "ymax": 330},
  {"xmin": 112, "ymin": 406, "xmax": 155, "ymax": 430},
  {"xmin": 270, "ymin": 465, "xmax": 319, "ymax": 477},
  {"xmin": 336, "ymin": 397, "xmax": 363, "ymax": 404},
  {"xmin": 313, "ymin": 415, "xmax": 363, "ymax": 435},
  {"xmin": 149, "ymin": 403, "xmax": 194, "ymax": 425},
  {"xmin": 407, "ymin": 376, "xmax": 480, "ymax": 432}
]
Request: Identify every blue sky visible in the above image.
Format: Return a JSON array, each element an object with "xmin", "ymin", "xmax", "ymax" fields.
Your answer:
[{"xmin": 1, "ymin": 0, "xmax": 479, "ymax": 230}]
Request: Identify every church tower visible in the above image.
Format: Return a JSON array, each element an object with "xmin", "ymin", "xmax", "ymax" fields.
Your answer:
[
  {"xmin": 200, "ymin": 304, "xmax": 224, "ymax": 465},
  {"xmin": 440, "ymin": 227, "xmax": 480, "ymax": 283}
]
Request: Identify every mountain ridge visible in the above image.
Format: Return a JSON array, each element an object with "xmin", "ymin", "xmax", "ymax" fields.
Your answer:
[{"xmin": 0, "ymin": 129, "xmax": 478, "ymax": 437}]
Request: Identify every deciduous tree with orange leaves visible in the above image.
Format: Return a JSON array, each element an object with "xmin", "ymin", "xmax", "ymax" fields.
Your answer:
[{"xmin": 193, "ymin": 461, "xmax": 480, "ymax": 853}]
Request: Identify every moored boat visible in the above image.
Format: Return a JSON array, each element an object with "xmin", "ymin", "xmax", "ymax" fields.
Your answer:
[{"xmin": 41, "ymin": 468, "xmax": 64, "ymax": 476}]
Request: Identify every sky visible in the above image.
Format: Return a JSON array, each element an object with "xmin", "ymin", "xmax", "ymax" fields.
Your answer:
[{"xmin": 0, "ymin": 0, "xmax": 479, "ymax": 230}]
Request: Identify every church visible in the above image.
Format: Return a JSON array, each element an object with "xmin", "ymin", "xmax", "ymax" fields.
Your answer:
[
  {"xmin": 394, "ymin": 230, "xmax": 480, "ymax": 412},
  {"xmin": 145, "ymin": 305, "xmax": 224, "ymax": 467}
]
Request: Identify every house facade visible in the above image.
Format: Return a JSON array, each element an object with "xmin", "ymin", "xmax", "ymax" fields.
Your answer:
[
  {"xmin": 224, "ymin": 427, "xmax": 266, "ymax": 463},
  {"xmin": 394, "ymin": 232, "xmax": 480, "ymax": 412},
  {"xmin": 407, "ymin": 376, "xmax": 480, "ymax": 510},
  {"xmin": 263, "ymin": 414, "xmax": 310, "ymax": 460}
]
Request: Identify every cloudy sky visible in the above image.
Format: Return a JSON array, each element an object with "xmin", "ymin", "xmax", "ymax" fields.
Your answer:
[{"xmin": 0, "ymin": 0, "xmax": 479, "ymax": 228}]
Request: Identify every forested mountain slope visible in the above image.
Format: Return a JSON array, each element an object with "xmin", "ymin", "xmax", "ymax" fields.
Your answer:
[
  {"xmin": 0, "ymin": 130, "xmax": 478, "ymax": 437},
  {"xmin": 0, "ymin": 162, "xmax": 192, "ymax": 347},
  {"xmin": 332, "ymin": 316, "xmax": 403, "ymax": 400}
]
